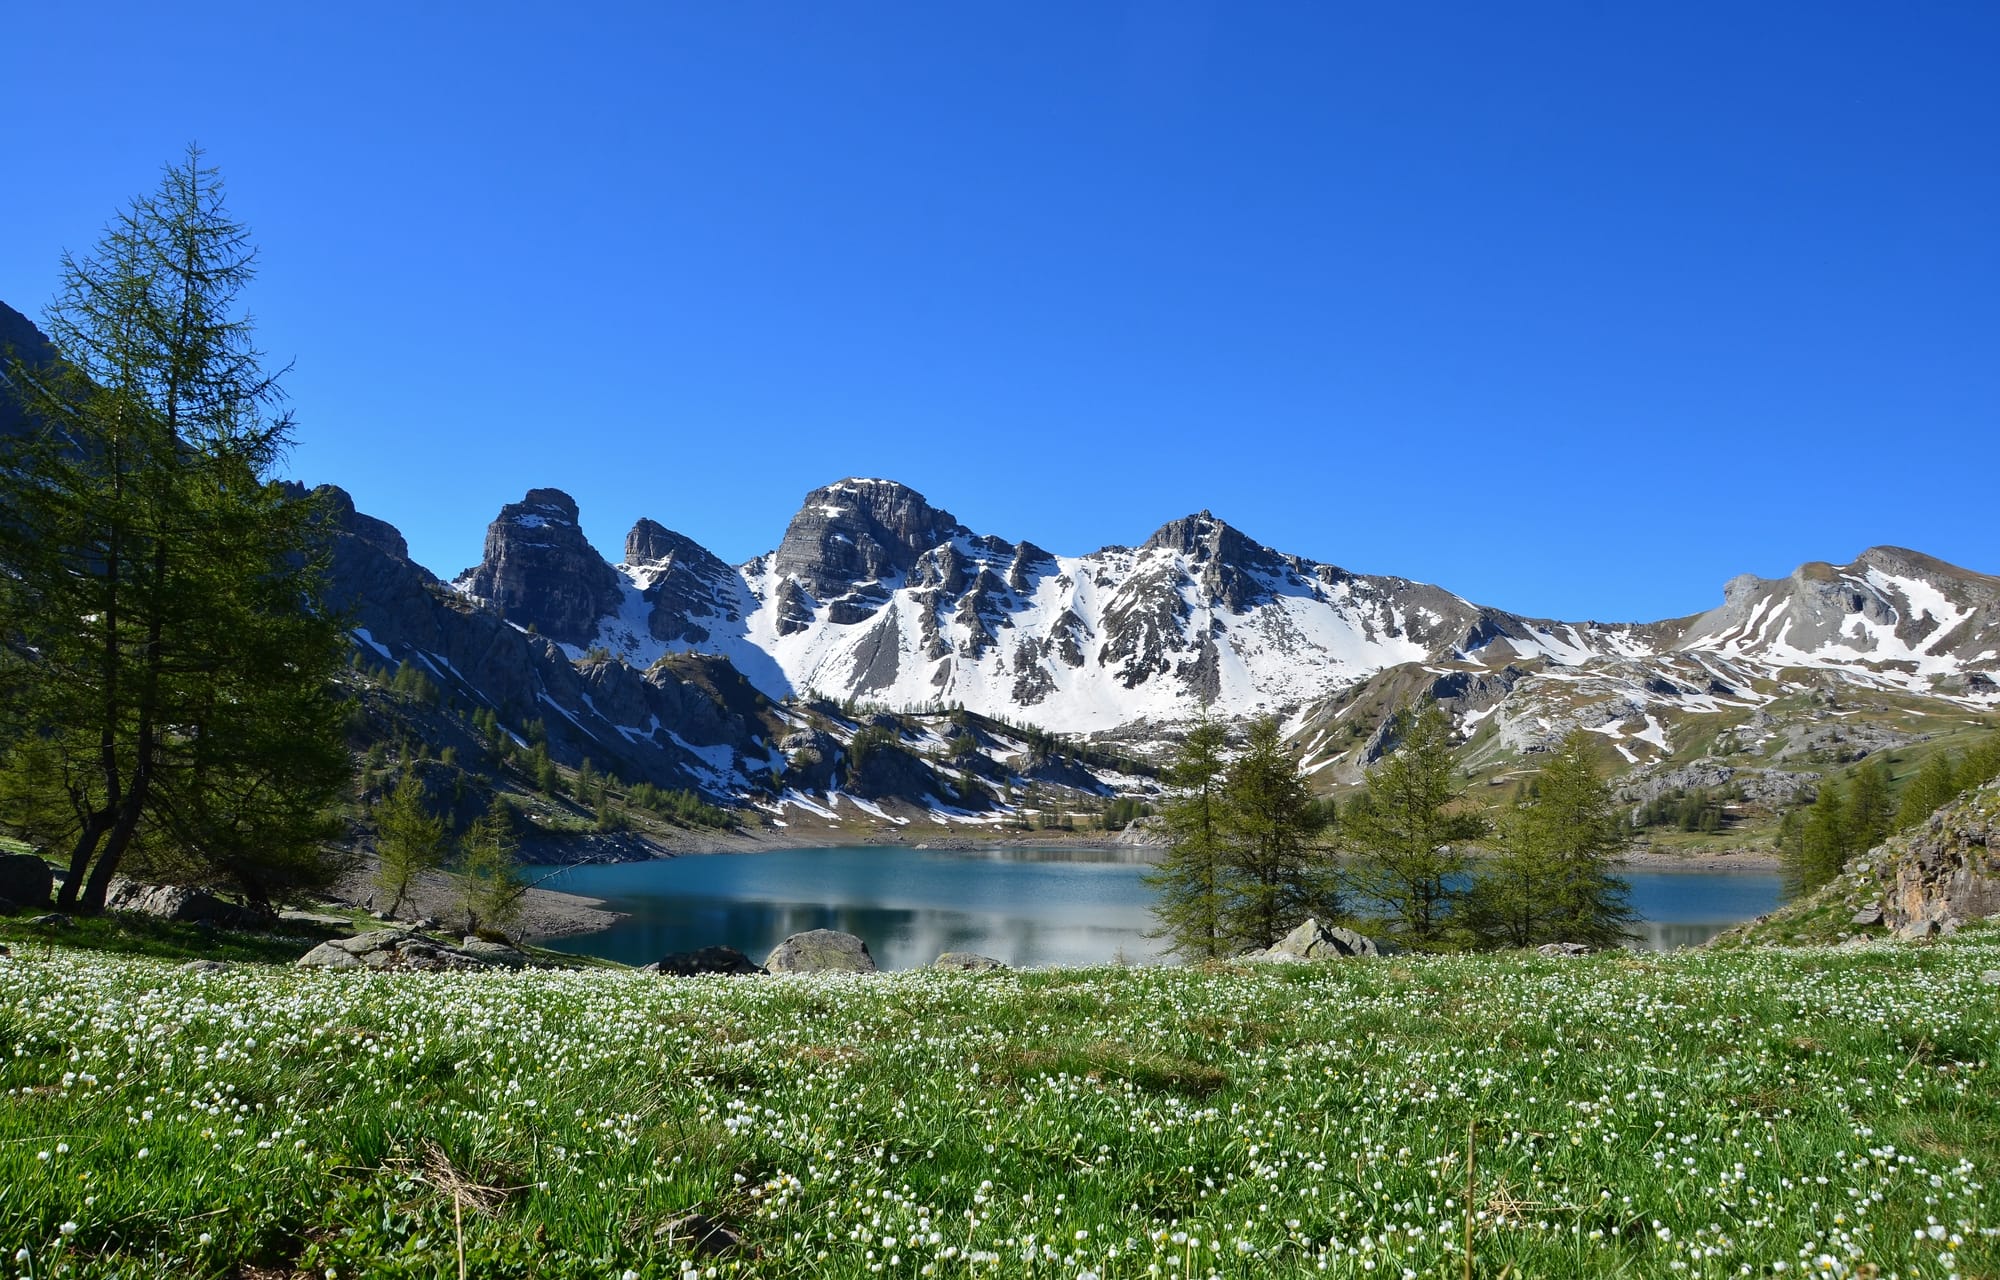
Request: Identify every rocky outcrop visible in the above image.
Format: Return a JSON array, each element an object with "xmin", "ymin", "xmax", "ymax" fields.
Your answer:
[
  {"xmin": 1242, "ymin": 918, "xmax": 1390, "ymax": 962},
  {"xmin": 1676, "ymin": 546, "xmax": 2000, "ymax": 676},
  {"xmin": 1614, "ymin": 759, "xmax": 1821, "ymax": 809},
  {"xmin": 643, "ymin": 945, "xmax": 767, "ymax": 976},
  {"xmin": 934, "ymin": 951, "xmax": 1007, "ymax": 971},
  {"xmin": 764, "ymin": 928, "xmax": 877, "ymax": 974},
  {"xmin": 457, "ymin": 489, "xmax": 624, "ymax": 647},
  {"xmin": 1875, "ymin": 785, "xmax": 2000, "ymax": 937},
  {"xmin": 0, "ymin": 854, "xmax": 52, "ymax": 909},
  {"xmin": 297, "ymin": 929, "xmax": 525, "ymax": 971}
]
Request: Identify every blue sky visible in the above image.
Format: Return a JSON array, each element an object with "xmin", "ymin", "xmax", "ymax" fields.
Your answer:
[{"xmin": 3, "ymin": 3, "xmax": 1995, "ymax": 622}]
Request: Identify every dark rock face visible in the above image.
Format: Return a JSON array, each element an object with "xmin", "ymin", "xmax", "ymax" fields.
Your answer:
[
  {"xmin": 773, "ymin": 479, "xmax": 969, "ymax": 600},
  {"xmin": 458, "ymin": 488, "xmax": 624, "ymax": 647},
  {"xmin": 764, "ymin": 928, "xmax": 877, "ymax": 974},
  {"xmin": 0, "ymin": 853, "xmax": 53, "ymax": 909},
  {"xmin": 1142, "ymin": 511, "xmax": 1291, "ymax": 614},
  {"xmin": 0, "ymin": 300, "xmax": 60, "ymax": 441}
]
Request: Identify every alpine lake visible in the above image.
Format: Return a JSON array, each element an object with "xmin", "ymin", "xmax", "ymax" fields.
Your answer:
[{"xmin": 539, "ymin": 844, "xmax": 1783, "ymax": 970}]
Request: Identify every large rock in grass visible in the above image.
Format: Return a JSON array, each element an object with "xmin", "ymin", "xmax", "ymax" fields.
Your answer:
[
  {"xmin": 0, "ymin": 853, "xmax": 53, "ymax": 909},
  {"xmin": 934, "ymin": 951, "xmax": 1006, "ymax": 971},
  {"xmin": 105, "ymin": 879, "xmax": 261, "ymax": 929},
  {"xmin": 1242, "ymin": 918, "xmax": 1391, "ymax": 962},
  {"xmin": 764, "ymin": 929, "xmax": 876, "ymax": 974},
  {"xmin": 645, "ymin": 945, "xmax": 767, "ymax": 977},
  {"xmin": 297, "ymin": 928, "xmax": 518, "ymax": 972}
]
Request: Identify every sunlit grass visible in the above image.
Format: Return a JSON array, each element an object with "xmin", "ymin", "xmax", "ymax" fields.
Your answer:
[{"xmin": 1, "ymin": 928, "xmax": 1994, "ymax": 1277}]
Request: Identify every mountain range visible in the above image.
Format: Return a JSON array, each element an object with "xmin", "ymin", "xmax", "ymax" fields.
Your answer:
[
  {"xmin": 8, "ymin": 297, "xmax": 1998, "ymax": 827},
  {"xmin": 304, "ymin": 468, "xmax": 1997, "ymax": 820}
]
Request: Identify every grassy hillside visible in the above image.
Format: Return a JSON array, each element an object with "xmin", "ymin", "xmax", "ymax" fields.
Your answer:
[{"xmin": 2, "ymin": 932, "xmax": 1995, "ymax": 1278}]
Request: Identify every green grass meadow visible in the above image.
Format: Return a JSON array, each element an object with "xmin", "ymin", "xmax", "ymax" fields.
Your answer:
[{"xmin": 1, "ymin": 928, "xmax": 1994, "ymax": 1278}]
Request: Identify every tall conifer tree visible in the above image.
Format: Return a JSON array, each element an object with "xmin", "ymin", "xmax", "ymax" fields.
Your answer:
[{"xmin": 0, "ymin": 149, "xmax": 348, "ymax": 911}]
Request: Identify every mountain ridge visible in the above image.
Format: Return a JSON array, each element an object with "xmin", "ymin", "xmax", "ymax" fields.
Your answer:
[{"xmin": 433, "ymin": 477, "xmax": 1999, "ymax": 743}]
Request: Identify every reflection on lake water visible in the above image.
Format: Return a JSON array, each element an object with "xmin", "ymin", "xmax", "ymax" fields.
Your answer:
[{"xmin": 540, "ymin": 846, "xmax": 1783, "ymax": 971}]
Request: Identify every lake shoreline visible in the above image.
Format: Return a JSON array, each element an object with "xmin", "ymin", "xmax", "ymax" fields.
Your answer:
[{"xmin": 517, "ymin": 828, "xmax": 1784, "ymax": 952}]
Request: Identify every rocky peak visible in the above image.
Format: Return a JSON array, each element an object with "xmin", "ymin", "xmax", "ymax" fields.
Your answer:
[
  {"xmin": 458, "ymin": 487, "xmax": 623, "ymax": 647},
  {"xmin": 314, "ymin": 485, "xmax": 411, "ymax": 562},
  {"xmin": 772, "ymin": 478, "xmax": 970, "ymax": 599},
  {"xmin": 625, "ymin": 518, "xmax": 730, "ymax": 578},
  {"xmin": 625, "ymin": 518, "xmax": 741, "ymax": 645},
  {"xmin": 1140, "ymin": 510, "xmax": 1290, "ymax": 613}
]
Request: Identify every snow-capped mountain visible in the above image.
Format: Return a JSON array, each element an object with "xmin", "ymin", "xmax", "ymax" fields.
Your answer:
[{"xmin": 454, "ymin": 477, "xmax": 1998, "ymax": 744}]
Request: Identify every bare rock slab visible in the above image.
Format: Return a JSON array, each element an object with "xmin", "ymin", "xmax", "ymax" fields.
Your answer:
[{"xmin": 934, "ymin": 951, "xmax": 1007, "ymax": 971}]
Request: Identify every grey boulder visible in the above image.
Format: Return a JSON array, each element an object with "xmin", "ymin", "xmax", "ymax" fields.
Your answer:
[
  {"xmin": 1243, "ymin": 918, "xmax": 1390, "ymax": 962},
  {"xmin": 764, "ymin": 929, "xmax": 877, "ymax": 974},
  {"xmin": 934, "ymin": 951, "xmax": 1007, "ymax": 971},
  {"xmin": 459, "ymin": 937, "xmax": 530, "ymax": 968},
  {"xmin": 1535, "ymin": 942, "xmax": 1596, "ymax": 958}
]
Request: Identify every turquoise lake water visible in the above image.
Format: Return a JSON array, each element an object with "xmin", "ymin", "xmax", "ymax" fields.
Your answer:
[{"xmin": 540, "ymin": 845, "xmax": 1783, "ymax": 970}]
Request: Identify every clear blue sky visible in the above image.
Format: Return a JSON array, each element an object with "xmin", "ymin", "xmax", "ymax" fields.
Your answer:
[{"xmin": 3, "ymin": 3, "xmax": 1995, "ymax": 622}]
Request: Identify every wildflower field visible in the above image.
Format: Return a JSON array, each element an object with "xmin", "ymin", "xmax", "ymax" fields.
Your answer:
[{"xmin": 1, "ymin": 932, "xmax": 1994, "ymax": 1279}]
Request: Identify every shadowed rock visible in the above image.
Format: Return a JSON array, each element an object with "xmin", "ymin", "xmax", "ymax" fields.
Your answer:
[
  {"xmin": 645, "ymin": 945, "xmax": 767, "ymax": 977},
  {"xmin": 0, "ymin": 854, "xmax": 52, "ymax": 910}
]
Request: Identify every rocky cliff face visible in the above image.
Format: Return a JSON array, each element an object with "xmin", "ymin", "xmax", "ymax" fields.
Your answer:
[
  {"xmin": 455, "ymin": 488, "xmax": 624, "ymax": 647},
  {"xmin": 624, "ymin": 518, "xmax": 742, "ymax": 646}
]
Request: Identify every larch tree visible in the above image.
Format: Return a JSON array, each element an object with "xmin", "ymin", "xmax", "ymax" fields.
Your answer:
[
  {"xmin": 372, "ymin": 770, "xmax": 449, "ymax": 919},
  {"xmin": 459, "ymin": 795, "xmax": 526, "ymax": 937},
  {"xmin": 1144, "ymin": 718, "xmax": 1233, "ymax": 960},
  {"xmin": 1470, "ymin": 729, "xmax": 1637, "ymax": 949},
  {"xmin": 0, "ymin": 148, "xmax": 350, "ymax": 912},
  {"xmin": 1341, "ymin": 700, "xmax": 1488, "ymax": 949},
  {"xmin": 1218, "ymin": 715, "xmax": 1334, "ymax": 949}
]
